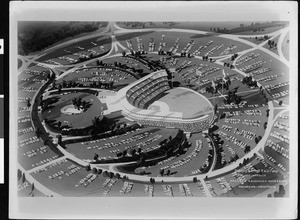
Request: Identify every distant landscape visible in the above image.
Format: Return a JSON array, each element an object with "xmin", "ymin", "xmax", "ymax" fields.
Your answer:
[
  {"xmin": 18, "ymin": 21, "xmax": 108, "ymax": 55},
  {"xmin": 117, "ymin": 21, "xmax": 288, "ymax": 34}
]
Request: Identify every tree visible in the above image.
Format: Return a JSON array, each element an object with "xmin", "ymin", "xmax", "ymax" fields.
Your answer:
[
  {"xmin": 62, "ymin": 80, "xmax": 67, "ymax": 88},
  {"xmin": 244, "ymin": 145, "xmax": 251, "ymax": 153},
  {"xmin": 122, "ymin": 51, "xmax": 126, "ymax": 57},
  {"xmin": 26, "ymin": 98, "xmax": 31, "ymax": 108},
  {"xmin": 102, "ymin": 171, "xmax": 109, "ymax": 177},
  {"xmin": 31, "ymin": 183, "xmax": 35, "ymax": 192},
  {"xmin": 35, "ymin": 128, "xmax": 42, "ymax": 139},
  {"xmin": 278, "ymin": 185, "xmax": 286, "ymax": 197},
  {"xmin": 268, "ymin": 40, "xmax": 272, "ymax": 48},
  {"xmin": 18, "ymin": 169, "xmax": 22, "ymax": 180},
  {"xmin": 108, "ymin": 172, "xmax": 114, "ymax": 178},
  {"xmin": 109, "ymin": 81, "xmax": 114, "ymax": 89},
  {"xmin": 130, "ymin": 148, "xmax": 136, "ymax": 156},
  {"xmin": 22, "ymin": 173, "xmax": 25, "ymax": 183},
  {"xmin": 160, "ymin": 169, "xmax": 164, "ymax": 176},
  {"xmin": 214, "ymin": 104, "xmax": 218, "ymax": 114},
  {"xmin": 150, "ymin": 178, "xmax": 155, "ymax": 184},
  {"xmin": 94, "ymin": 153, "xmax": 99, "ymax": 161},
  {"xmin": 57, "ymin": 135, "xmax": 62, "ymax": 145},
  {"xmin": 264, "ymin": 122, "xmax": 268, "ymax": 130},
  {"xmin": 85, "ymin": 165, "xmax": 91, "ymax": 171},
  {"xmin": 234, "ymin": 154, "xmax": 239, "ymax": 161},
  {"xmin": 58, "ymin": 84, "xmax": 62, "ymax": 92},
  {"xmin": 92, "ymin": 167, "xmax": 98, "ymax": 174}
]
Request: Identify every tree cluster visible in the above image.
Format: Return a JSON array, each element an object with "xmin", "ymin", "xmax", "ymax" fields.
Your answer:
[
  {"xmin": 267, "ymin": 40, "xmax": 277, "ymax": 49},
  {"xmin": 209, "ymin": 27, "xmax": 229, "ymax": 33},
  {"xmin": 231, "ymin": 53, "xmax": 239, "ymax": 61},
  {"xmin": 72, "ymin": 97, "xmax": 91, "ymax": 111},
  {"xmin": 205, "ymin": 78, "xmax": 232, "ymax": 96},
  {"xmin": 242, "ymin": 76, "xmax": 258, "ymax": 88},
  {"xmin": 254, "ymin": 135, "xmax": 262, "ymax": 144},
  {"xmin": 223, "ymin": 62, "xmax": 235, "ymax": 69},
  {"xmin": 18, "ymin": 22, "xmax": 102, "ymax": 55},
  {"xmin": 226, "ymin": 88, "xmax": 242, "ymax": 105}
]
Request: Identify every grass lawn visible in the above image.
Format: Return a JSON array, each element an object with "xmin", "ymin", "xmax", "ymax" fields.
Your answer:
[{"xmin": 42, "ymin": 92, "xmax": 106, "ymax": 130}]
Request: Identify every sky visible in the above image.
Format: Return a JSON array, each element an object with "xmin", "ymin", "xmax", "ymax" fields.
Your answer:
[{"xmin": 11, "ymin": 1, "xmax": 296, "ymax": 22}]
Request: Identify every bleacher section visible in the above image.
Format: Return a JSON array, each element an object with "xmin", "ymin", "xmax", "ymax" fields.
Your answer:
[{"xmin": 126, "ymin": 71, "xmax": 170, "ymax": 109}]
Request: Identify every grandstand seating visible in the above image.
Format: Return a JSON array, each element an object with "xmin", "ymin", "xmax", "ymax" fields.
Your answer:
[{"xmin": 126, "ymin": 72, "xmax": 170, "ymax": 109}]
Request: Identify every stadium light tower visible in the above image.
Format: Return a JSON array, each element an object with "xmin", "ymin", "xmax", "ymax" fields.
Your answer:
[{"xmin": 169, "ymin": 68, "xmax": 176, "ymax": 88}]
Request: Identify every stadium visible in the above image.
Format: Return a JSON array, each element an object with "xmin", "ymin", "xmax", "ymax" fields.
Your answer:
[{"xmin": 107, "ymin": 69, "xmax": 214, "ymax": 132}]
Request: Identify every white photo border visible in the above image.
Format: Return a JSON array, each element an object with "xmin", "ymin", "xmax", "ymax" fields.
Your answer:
[{"xmin": 10, "ymin": 1, "xmax": 298, "ymax": 219}]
